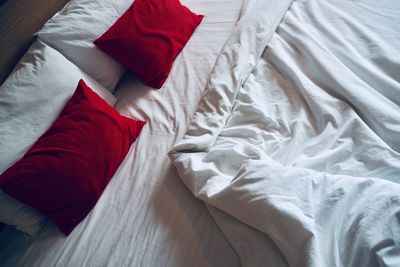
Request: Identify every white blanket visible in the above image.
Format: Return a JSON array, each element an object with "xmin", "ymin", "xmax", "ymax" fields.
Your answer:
[{"xmin": 170, "ymin": 0, "xmax": 400, "ymax": 266}]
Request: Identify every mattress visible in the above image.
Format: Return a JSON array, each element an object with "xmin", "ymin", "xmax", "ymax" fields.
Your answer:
[{"xmin": 0, "ymin": 0, "xmax": 245, "ymax": 266}]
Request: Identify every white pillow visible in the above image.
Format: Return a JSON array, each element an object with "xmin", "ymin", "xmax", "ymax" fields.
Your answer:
[
  {"xmin": 37, "ymin": 0, "xmax": 134, "ymax": 91},
  {"xmin": 0, "ymin": 39, "xmax": 116, "ymax": 236},
  {"xmin": 0, "ymin": 191, "xmax": 48, "ymax": 236}
]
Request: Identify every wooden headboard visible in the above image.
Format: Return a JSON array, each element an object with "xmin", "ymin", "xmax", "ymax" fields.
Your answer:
[{"xmin": 0, "ymin": 0, "xmax": 70, "ymax": 85}]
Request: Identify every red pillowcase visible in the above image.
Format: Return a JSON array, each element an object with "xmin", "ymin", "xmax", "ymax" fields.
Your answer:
[
  {"xmin": 94, "ymin": 0, "xmax": 204, "ymax": 88},
  {"xmin": 0, "ymin": 80, "xmax": 145, "ymax": 235}
]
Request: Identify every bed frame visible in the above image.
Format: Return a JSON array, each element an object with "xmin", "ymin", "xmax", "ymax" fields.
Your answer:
[{"xmin": 0, "ymin": 0, "xmax": 69, "ymax": 85}]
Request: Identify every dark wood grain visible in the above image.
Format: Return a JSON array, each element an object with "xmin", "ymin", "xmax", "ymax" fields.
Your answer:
[{"xmin": 0, "ymin": 0, "xmax": 69, "ymax": 85}]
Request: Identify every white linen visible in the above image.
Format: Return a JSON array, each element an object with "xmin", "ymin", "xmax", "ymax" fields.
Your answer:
[
  {"xmin": 0, "ymin": 0, "xmax": 245, "ymax": 266},
  {"xmin": 171, "ymin": 0, "xmax": 400, "ymax": 266},
  {"xmin": 37, "ymin": 0, "xmax": 132, "ymax": 90},
  {"xmin": 0, "ymin": 191, "xmax": 47, "ymax": 237},
  {"xmin": 0, "ymin": 40, "xmax": 115, "ymax": 237},
  {"xmin": 0, "ymin": 40, "xmax": 116, "ymax": 173},
  {"xmin": 205, "ymin": 159, "xmax": 400, "ymax": 266}
]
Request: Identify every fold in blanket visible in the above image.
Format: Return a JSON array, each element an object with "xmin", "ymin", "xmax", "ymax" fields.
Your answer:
[
  {"xmin": 170, "ymin": 0, "xmax": 400, "ymax": 266},
  {"xmin": 208, "ymin": 159, "xmax": 400, "ymax": 267}
]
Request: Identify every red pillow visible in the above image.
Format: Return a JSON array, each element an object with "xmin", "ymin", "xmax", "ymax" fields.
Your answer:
[
  {"xmin": 0, "ymin": 80, "xmax": 145, "ymax": 235},
  {"xmin": 94, "ymin": 0, "xmax": 204, "ymax": 88}
]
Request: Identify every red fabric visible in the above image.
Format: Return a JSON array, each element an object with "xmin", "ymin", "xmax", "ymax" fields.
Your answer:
[
  {"xmin": 0, "ymin": 80, "xmax": 145, "ymax": 235},
  {"xmin": 94, "ymin": 0, "xmax": 203, "ymax": 88}
]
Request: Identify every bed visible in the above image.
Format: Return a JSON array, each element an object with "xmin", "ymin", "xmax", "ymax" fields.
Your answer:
[
  {"xmin": 0, "ymin": 0, "xmax": 243, "ymax": 266},
  {"xmin": 1, "ymin": 0, "xmax": 399, "ymax": 266}
]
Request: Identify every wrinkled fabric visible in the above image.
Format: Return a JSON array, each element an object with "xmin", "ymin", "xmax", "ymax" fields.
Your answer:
[
  {"xmin": 0, "ymin": 0, "xmax": 246, "ymax": 266},
  {"xmin": 171, "ymin": 0, "xmax": 400, "ymax": 266}
]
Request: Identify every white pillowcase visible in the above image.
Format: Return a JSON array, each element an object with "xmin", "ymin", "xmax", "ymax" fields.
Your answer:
[
  {"xmin": 0, "ymin": 40, "xmax": 116, "ymax": 236},
  {"xmin": 0, "ymin": 191, "xmax": 48, "ymax": 236},
  {"xmin": 37, "ymin": 0, "xmax": 134, "ymax": 90}
]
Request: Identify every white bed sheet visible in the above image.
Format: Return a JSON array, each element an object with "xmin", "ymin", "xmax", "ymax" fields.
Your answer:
[
  {"xmin": 0, "ymin": 0, "xmax": 245, "ymax": 266},
  {"xmin": 171, "ymin": 0, "xmax": 400, "ymax": 266}
]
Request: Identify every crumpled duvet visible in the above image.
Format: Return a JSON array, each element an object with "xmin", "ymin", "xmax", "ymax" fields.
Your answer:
[
  {"xmin": 170, "ymin": 0, "xmax": 400, "ymax": 266},
  {"xmin": 204, "ymin": 158, "xmax": 400, "ymax": 266}
]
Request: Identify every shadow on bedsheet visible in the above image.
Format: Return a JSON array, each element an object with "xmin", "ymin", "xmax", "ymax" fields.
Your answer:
[{"xmin": 151, "ymin": 164, "xmax": 240, "ymax": 267}]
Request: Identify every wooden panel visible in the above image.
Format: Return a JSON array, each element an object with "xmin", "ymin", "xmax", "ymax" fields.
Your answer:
[{"xmin": 0, "ymin": 0, "xmax": 69, "ymax": 85}]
